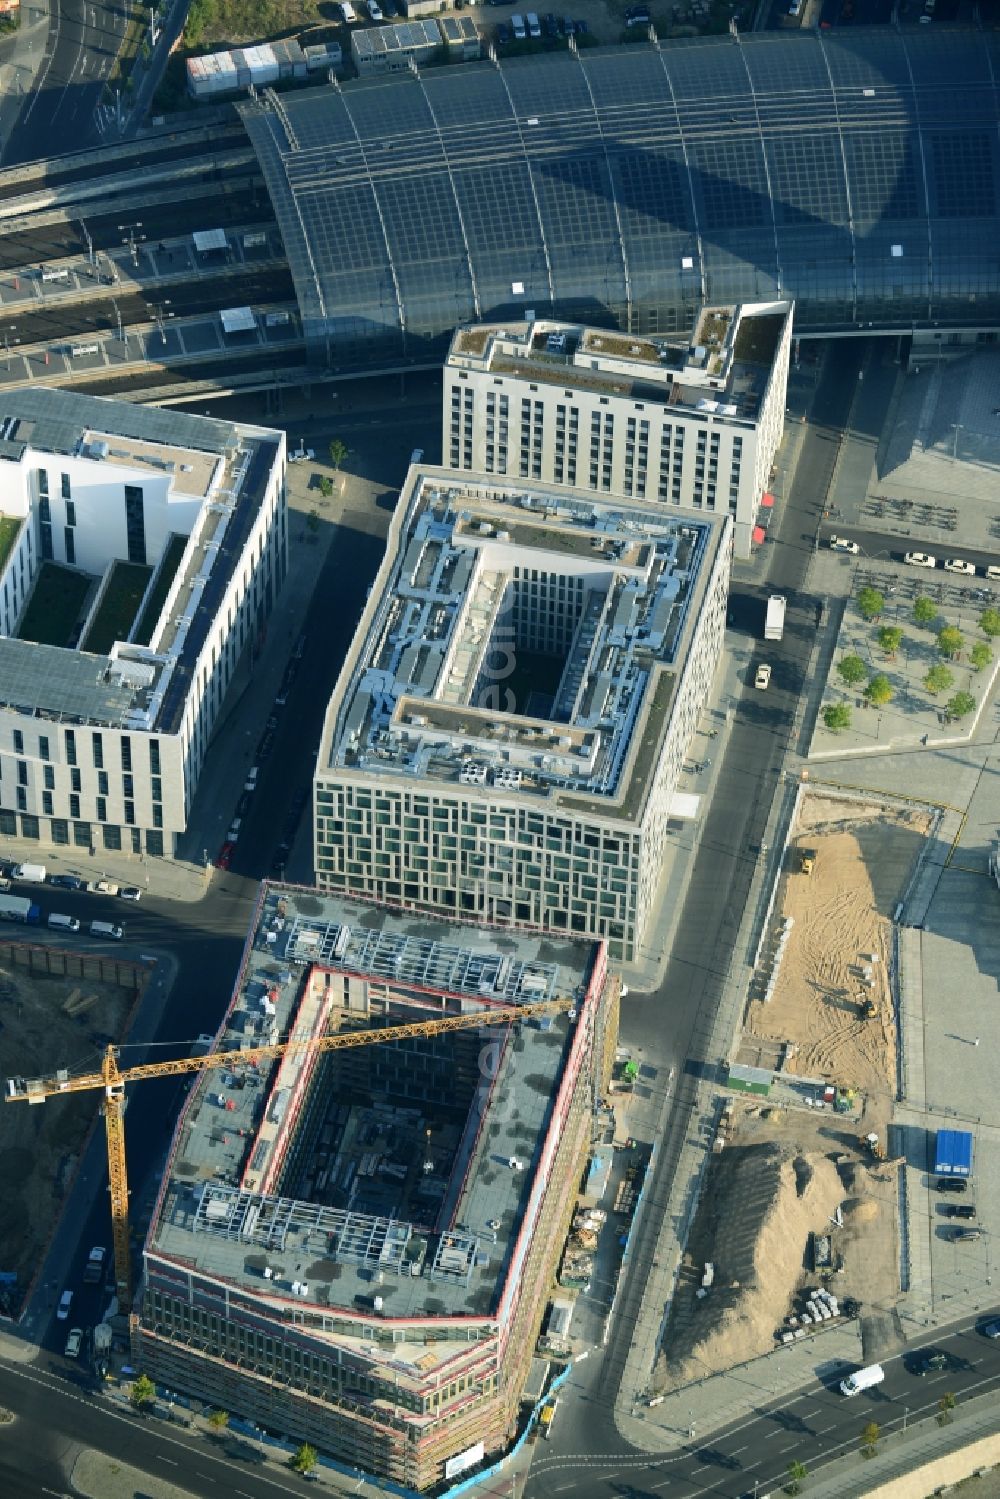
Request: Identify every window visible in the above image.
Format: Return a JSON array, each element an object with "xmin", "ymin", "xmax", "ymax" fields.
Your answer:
[
  {"xmin": 42, "ymin": 791, "xmax": 53, "ymax": 816},
  {"xmin": 37, "ymin": 470, "xmax": 48, "ymax": 497},
  {"xmin": 15, "ymin": 786, "xmax": 26, "ymax": 811},
  {"xmin": 12, "ymin": 729, "xmax": 22, "ymax": 754},
  {"xmin": 149, "ymin": 739, "xmax": 160, "ymax": 775},
  {"xmin": 64, "ymin": 527, "xmax": 75, "ymax": 566},
  {"xmin": 124, "ymin": 800, "xmax": 135, "ymax": 826},
  {"xmin": 16, "ymin": 761, "xmax": 27, "ymax": 786},
  {"xmin": 121, "ymin": 737, "xmax": 132, "ymax": 772},
  {"xmin": 43, "ymin": 765, "xmax": 54, "ymax": 790},
  {"xmin": 96, "ymin": 797, "xmax": 107, "ymax": 823},
  {"xmin": 69, "ymin": 794, "xmax": 80, "ymax": 819},
  {"xmin": 61, "ymin": 473, "xmax": 71, "ymax": 500},
  {"xmin": 70, "ymin": 768, "xmax": 81, "ymax": 793},
  {"xmin": 124, "ymin": 485, "xmax": 146, "ymax": 565},
  {"xmin": 39, "ymin": 735, "xmax": 49, "ymax": 761},
  {"xmin": 92, "ymin": 732, "xmax": 104, "ymax": 769},
  {"xmin": 122, "ymin": 773, "xmax": 134, "ymax": 799},
  {"xmin": 65, "ymin": 500, "xmax": 76, "ymax": 528}
]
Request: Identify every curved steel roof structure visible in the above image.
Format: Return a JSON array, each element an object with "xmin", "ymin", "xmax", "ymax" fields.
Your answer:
[{"xmin": 241, "ymin": 28, "xmax": 1000, "ymax": 370}]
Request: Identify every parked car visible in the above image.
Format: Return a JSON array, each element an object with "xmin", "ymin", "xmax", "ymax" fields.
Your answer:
[
  {"xmin": 56, "ymin": 1289, "xmax": 73, "ymax": 1320},
  {"xmin": 625, "ymin": 3, "xmax": 651, "ymax": 22},
  {"xmin": 574, "ymin": 16, "xmax": 588, "ymax": 31},
  {"xmin": 215, "ymin": 842, "xmax": 235, "ymax": 871},
  {"xmin": 368, "ymin": 0, "xmax": 384, "ymax": 18},
  {"xmin": 951, "ymin": 1227, "xmax": 982, "ymax": 1242},
  {"xmin": 119, "ymin": 886, "xmax": 141, "ymax": 902},
  {"xmin": 829, "ymin": 536, "xmax": 859, "ymax": 554},
  {"xmin": 64, "ymin": 1327, "xmax": 83, "ymax": 1358},
  {"xmin": 88, "ymin": 879, "xmax": 119, "ymax": 895},
  {"xmin": 943, "ymin": 557, "xmax": 975, "ymax": 575},
  {"xmin": 945, "ymin": 1203, "xmax": 976, "ymax": 1219},
  {"xmin": 987, "ymin": 566, "xmax": 1000, "ymax": 581},
  {"xmin": 244, "ymin": 766, "xmax": 259, "ymax": 793},
  {"xmin": 979, "ymin": 1318, "xmax": 1000, "ymax": 1339},
  {"xmin": 288, "ymin": 447, "xmax": 315, "ymax": 464},
  {"xmin": 936, "ymin": 1178, "xmax": 968, "ymax": 1194},
  {"xmin": 49, "ymin": 873, "xmax": 85, "ymax": 890},
  {"xmin": 904, "ymin": 551, "xmax": 937, "ymax": 568},
  {"xmin": 754, "ymin": 663, "xmax": 772, "ymax": 690}
]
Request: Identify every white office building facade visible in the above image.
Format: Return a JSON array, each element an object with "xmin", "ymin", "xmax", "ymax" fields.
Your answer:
[
  {"xmin": 443, "ymin": 302, "xmax": 792, "ymax": 559},
  {"xmin": 0, "ymin": 390, "xmax": 286, "ymax": 857}
]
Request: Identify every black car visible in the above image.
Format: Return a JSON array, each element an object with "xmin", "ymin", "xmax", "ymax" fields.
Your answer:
[
  {"xmin": 944, "ymin": 1203, "xmax": 976, "ymax": 1219},
  {"xmin": 49, "ymin": 873, "xmax": 85, "ymax": 890},
  {"xmin": 951, "ymin": 1227, "xmax": 982, "ymax": 1242},
  {"xmin": 980, "ymin": 1319, "xmax": 1000, "ymax": 1339},
  {"xmin": 625, "ymin": 3, "xmax": 651, "ymax": 22},
  {"xmin": 912, "ymin": 1348, "xmax": 950, "ymax": 1376},
  {"xmin": 543, "ymin": 10, "xmax": 559, "ymax": 34},
  {"xmin": 936, "ymin": 1177, "xmax": 968, "ymax": 1193}
]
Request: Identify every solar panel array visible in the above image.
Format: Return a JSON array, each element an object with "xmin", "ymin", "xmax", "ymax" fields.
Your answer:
[{"xmin": 241, "ymin": 28, "xmax": 1000, "ymax": 370}]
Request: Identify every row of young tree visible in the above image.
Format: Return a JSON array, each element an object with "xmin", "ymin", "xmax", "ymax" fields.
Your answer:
[{"xmin": 783, "ymin": 1393, "xmax": 958, "ymax": 1492}]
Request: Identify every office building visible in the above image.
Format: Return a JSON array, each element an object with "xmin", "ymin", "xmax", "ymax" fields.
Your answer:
[
  {"xmin": 314, "ymin": 468, "xmax": 731, "ymax": 961},
  {"xmin": 137, "ymin": 885, "xmax": 618, "ymax": 1491},
  {"xmin": 0, "ymin": 389, "xmax": 286, "ymax": 857},
  {"xmin": 443, "ymin": 303, "xmax": 792, "ymax": 558}
]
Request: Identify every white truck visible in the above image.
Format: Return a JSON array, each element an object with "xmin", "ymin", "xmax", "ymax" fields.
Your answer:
[
  {"xmin": 13, "ymin": 862, "xmax": 46, "ymax": 883},
  {"xmin": 839, "ymin": 1363, "xmax": 884, "ymax": 1397},
  {"xmin": 764, "ymin": 594, "xmax": 786, "ymax": 641}
]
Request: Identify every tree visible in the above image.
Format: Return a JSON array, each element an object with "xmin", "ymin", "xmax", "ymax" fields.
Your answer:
[
  {"xmin": 857, "ymin": 586, "xmax": 884, "ymax": 621},
  {"xmin": 837, "ymin": 654, "xmax": 867, "ymax": 687},
  {"xmin": 785, "ymin": 1458, "xmax": 808, "ymax": 1495},
  {"xmin": 290, "ymin": 1444, "xmax": 318, "ymax": 1474},
  {"xmin": 328, "ymin": 438, "xmax": 348, "ymax": 471},
  {"xmin": 937, "ymin": 1392, "xmax": 956, "ymax": 1426},
  {"xmin": 130, "ymin": 1373, "xmax": 156, "ymax": 1410},
  {"xmin": 937, "ymin": 626, "xmax": 964, "ymax": 660},
  {"xmin": 319, "ymin": 476, "xmax": 334, "ymax": 499},
  {"xmin": 913, "ymin": 595, "xmax": 938, "ymax": 626},
  {"xmin": 970, "ymin": 640, "xmax": 992, "ymax": 672},
  {"xmin": 208, "ymin": 1409, "xmax": 230, "ymax": 1430},
  {"xmin": 823, "ymin": 702, "xmax": 852, "ymax": 732},
  {"xmin": 864, "ymin": 674, "xmax": 893, "ymax": 707},
  {"xmin": 877, "ymin": 625, "xmax": 903, "ymax": 658},
  {"xmin": 860, "ymin": 1420, "xmax": 880, "ymax": 1458},
  {"xmin": 923, "ymin": 664, "xmax": 954, "ymax": 696},
  {"xmin": 945, "ymin": 691, "xmax": 976, "ymax": 722},
  {"xmin": 980, "ymin": 607, "xmax": 1000, "ymax": 638}
]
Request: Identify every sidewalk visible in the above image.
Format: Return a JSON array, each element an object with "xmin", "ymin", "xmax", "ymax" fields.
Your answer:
[{"xmin": 0, "ymin": 5, "xmax": 48, "ymax": 164}]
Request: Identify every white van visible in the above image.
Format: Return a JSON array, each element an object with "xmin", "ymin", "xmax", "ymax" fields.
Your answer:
[
  {"xmin": 511, "ymin": 13, "xmax": 526, "ymax": 37},
  {"xmin": 57, "ymin": 1289, "xmax": 73, "ymax": 1320},
  {"xmin": 526, "ymin": 10, "xmax": 541, "ymax": 35},
  {"xmin": 340, "ymin": 0, "xmax": 357, "ymax": 19},
  {"xmin": 90, "ymin": 920, "xmax": 124, "ymax": 941},
  {"xmin": 48, "ymin": 912, "xmax": 81, "ymax": 933},
  {"xmin": 840, "ymin": 1363, "xmax": 884, "ymax": 1397}
]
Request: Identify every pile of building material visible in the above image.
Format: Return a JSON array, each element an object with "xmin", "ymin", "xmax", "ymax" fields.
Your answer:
[{"xmin": 559, "ymin": 1207, "xmax": 606, "ymax": 1289}]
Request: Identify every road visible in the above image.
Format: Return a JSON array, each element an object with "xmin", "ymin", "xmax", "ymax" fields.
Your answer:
[
  {"xmin": 529, "ymin": 340, "xmax": 875, "ymax": 1492},
  {"xmin": 0, "ymin": 1352, "xmax": 321, "ymax": 1499},
  {"xmin": 4, "ymin": 0, "xmax": 129, "ymax": 166},
  {"xmin": 527, "ymin": 1315, "xmax": 1000, "ymax": 1499},
  {"xmin": 817, "ymin": 522, "xmax": 1000, "ymax": 578}
]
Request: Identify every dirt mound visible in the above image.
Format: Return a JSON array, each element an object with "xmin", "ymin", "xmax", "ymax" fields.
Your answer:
[
  {"xmin": 659, "ymin": 1146, "xmax": 844, "ymax": 1388},
  {"xmin": 845, "ymin": 1198, "xmax": 879, "ymax": 1224}
]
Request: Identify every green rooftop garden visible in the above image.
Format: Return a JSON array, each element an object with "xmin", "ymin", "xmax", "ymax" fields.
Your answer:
[
  {"xmin": 17, "ymin": 563, "xmax": 92, "ymax": 648},
  {"xmin": 0, "ymin": 515, "xmax": 21, "ymax": 575},
  {"xmin": 134, "ymin": 533, "xmax": 187, "ymax": 647},
  {"xmin": 82, "ymin": 561, "xmax": 153, "ymax": 656}
]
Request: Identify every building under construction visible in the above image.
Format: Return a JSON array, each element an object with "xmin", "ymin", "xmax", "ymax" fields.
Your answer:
[{"xmin": 137, "ymin": 885, "xmax": 618, "ymax": 1490}]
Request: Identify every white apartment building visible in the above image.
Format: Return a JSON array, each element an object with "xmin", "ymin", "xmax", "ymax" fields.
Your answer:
[
  {"xmin": 443, "ymin": 301, "xmax": 793, "ymax": 559},
  {"xmin": 315, "ymin": 469, "xmax": 731, "ymax": 962},
  {"xmin": 0, "ymin": 389, "xmax": 286, "ymax": 858}
]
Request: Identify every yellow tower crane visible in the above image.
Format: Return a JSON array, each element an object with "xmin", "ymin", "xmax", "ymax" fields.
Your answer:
[{"xmin": 5, "ymin": 996, "xmax": 575, "ymax": 1306}]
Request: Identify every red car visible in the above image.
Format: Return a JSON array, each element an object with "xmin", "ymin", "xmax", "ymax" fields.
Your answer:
[{"xmin": 215, "ymin": 841, "xmax": 235, "ymax": 870}]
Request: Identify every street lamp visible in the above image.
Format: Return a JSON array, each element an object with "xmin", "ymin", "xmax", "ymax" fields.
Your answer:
[
  {"xmin": 118, "ymin": 221, "xmax": 145, "ymax": 266},
  {"xmin": 3, "ymin": 327, "xmax": 19, "ymax": 370}
]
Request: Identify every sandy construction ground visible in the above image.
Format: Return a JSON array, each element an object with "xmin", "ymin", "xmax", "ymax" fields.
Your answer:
[{"xmin": 748, "ymin": 794, "xmax": 931, "ymax": 1101}]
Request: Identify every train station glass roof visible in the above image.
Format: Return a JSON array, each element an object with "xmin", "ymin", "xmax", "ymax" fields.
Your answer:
[{"xmin": 241, "ymin": 29, "xmax": 1000, "ymax": 371}]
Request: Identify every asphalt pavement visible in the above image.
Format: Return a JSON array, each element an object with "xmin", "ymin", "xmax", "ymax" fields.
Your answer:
[{"xmin": 4, "ymin": 0, "xmax": 128, "ymax": 165}]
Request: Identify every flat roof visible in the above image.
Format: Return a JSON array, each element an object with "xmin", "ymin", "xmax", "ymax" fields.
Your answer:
[
  {"xmin": 144, "ymin": 887, "xmax": 600, "ymax": 1342},
  {"xmin": 320, "ymin": 468, "xmax": 728, "ymax": 823},
  {"xmin": 447, "ymin": 303, "xmax": 791, "ymax": 420}
]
